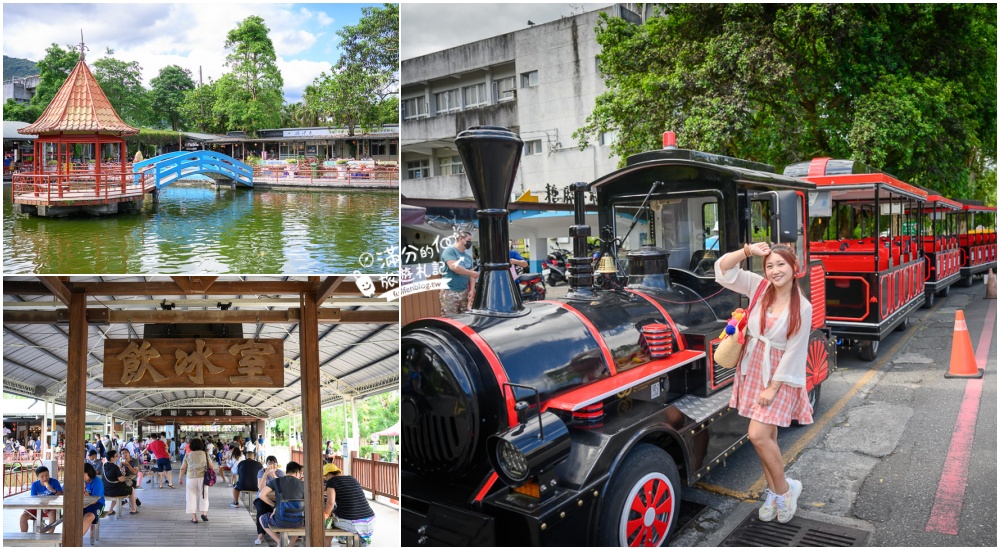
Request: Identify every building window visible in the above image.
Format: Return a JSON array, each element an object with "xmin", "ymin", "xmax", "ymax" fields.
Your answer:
[
  {"xmin": 524, "ymin": 140, "xmax": 543, "ymax": 156},
  {"xmin": 390, "ymin": 142, "xmax": 398, "ymax": 156},
  {"xmin": 598, "ymin": 130, "xmax": 617, "ymax": 146},
  {"xmin": 435, "ymin": 89, "xmax": 461, "ymax": 113},
  {"xmin": 402, "ymin": 97, "xmax": 427, "ymax": 120},
  {"xmin": 371, "ymin": 140, "xmax": 387, "ymax": 155},
  {"xmin": 463, "ymin": 83, "xmax": 487, "ymax": 108},
  {"xmin": 438, "ymin": 156, "xmax": 465, "ymax": 176},
  {"xmin": 407, "ymin": 159, "xmax": 430, "ymax": 179},
  {"xmin": 520, "ymin": 70, "xmax": 539, "ymax": 88},
  {"xmin": 493, "ymin": 76, "xmax": 516, "ymax": 102}
]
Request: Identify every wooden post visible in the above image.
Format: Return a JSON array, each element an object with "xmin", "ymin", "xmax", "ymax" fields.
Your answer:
[
  {"xmin": 63, "ymin": 290, "xmax": 86, "ymax": 547},
  {"xmin": 299, "ymin": 291, "xmax": 324, "ymax": 547}
]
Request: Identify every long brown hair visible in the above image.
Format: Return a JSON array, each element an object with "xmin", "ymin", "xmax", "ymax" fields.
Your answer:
[{"xmin": 758, "ymin": 245, "xmax": 804, "ymax": 340}]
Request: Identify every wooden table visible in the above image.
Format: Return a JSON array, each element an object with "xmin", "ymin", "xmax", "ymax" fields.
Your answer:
[{"xmin": 3, "ymin": 493, "xmax": 101, "ymax": 534}]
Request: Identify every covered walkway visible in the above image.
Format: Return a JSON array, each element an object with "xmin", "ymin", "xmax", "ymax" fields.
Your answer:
[
  {"xmin": 1, "ymin": 457, "xmax": 401, "ymax": 546},
  {"xmin": 3, "ymin": 276, "xmax": 400, "ymax": 546}
]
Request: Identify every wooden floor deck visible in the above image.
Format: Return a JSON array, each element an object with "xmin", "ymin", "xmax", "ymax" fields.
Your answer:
[{"xmin": 12, "ymin": 185, "xmax": 156, "ymax": 207}]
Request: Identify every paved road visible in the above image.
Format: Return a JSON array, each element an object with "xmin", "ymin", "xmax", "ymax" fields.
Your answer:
[{"xmin": 669, "ymin": 279, "xmax": 997, "ymax": 546}]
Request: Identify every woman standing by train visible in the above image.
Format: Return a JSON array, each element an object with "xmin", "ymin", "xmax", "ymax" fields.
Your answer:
[{"xmin": 715, "ymin": 241, "xmax": 813, "ymax": 524}]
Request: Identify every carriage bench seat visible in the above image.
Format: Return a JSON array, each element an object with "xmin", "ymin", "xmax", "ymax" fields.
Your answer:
[
  {"xmin": 269, "ymin": 527, "xmax": 360, "ymax": 547},
  {"xmin": 3, "ymin": 533, "xmax": 63, "ymax": 547}
]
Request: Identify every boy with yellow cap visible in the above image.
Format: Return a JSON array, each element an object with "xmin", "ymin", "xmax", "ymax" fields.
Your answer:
[{"xmin": 322, "ymin": 463, "xmax": 375, "ymax": 546}]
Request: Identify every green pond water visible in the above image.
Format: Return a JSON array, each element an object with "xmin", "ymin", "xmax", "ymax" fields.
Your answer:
[{"xmin": 3, "ymin": 182, "xmax": 398, "ymax": 274}]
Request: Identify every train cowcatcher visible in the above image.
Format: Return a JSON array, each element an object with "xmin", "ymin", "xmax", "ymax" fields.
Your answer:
[{"xmin": 401, "ymin": 127, "xmax": 838, "ymax": 546}]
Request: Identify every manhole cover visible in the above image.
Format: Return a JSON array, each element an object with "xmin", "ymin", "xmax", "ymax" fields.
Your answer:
[{"xmin": 721, "ymin": 514, "xmax": 870, "ymax": 546}]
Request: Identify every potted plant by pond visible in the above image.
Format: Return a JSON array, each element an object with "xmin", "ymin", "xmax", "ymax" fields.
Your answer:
[{"xmin": 335, "ymin": 158, "xmax": 349, "ymax": 177}]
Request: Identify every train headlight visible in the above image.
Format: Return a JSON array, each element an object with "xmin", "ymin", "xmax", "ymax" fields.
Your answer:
[{"xmin": 487, "ymin": 410, "xmax": 570, "ymax": 487}]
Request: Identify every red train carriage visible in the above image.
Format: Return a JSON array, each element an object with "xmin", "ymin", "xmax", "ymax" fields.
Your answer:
[
  {"xmin": 956, "ymin": 201, "xmax": 997, "ymax": 286},
  {"xmin": 401, "ymin": 128, "xmax": 835, "ymax": 547},
  {"xmin": 918, "ymin": 193, "xmax": 963, "ymax": 308},
  {"xmin": 786, "ymin": 159, "xmax": 927, "ymax": 361}
]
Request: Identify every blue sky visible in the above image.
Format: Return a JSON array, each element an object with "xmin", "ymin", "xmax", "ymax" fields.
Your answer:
[{"xmin": 3, "ymin": 2, "xmax": 383, "ymax": 103}]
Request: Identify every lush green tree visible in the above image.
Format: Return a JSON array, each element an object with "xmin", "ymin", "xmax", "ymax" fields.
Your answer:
[
  {"xmin": 3, "ymin": 98, "xmax": 42, "ymax": 123},
  {"xmin": 215, "ymin": 15, "xmax": 284, "ymax": 136},
  {"xmin": 305, "ymin": 66, "xmax": 388, "ymax": 135},
  {"xmin": 92, "ymin": 49, "xmax": 153, "ymax": 127},
  {"xmin": 150, "ymin": 65, "xmax": 196, "ymax": 131},
  {"xmin": 337, "ymin": 3, "xmax": 399, "ymax": 98},
  {"xmin": 30, "ymin": 43, "xmax": 79, "ymax": 111},
  {"xmin": 577, "ymin": 3, "xmax": 996, "ymax": 203},
  {"xmin": 373, "ymin": 96, "xmax": 399, "ymax": 126},
  {"xmin": 281, "ymin": 101, "xmax": 320, "ymax": 128},
  {"xmin": 180, "ymin": 78, "xmax": 227, "ymax": 134}
]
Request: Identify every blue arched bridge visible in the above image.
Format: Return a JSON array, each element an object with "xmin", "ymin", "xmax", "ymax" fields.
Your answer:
[{"xmin": 134, "ymin": 150, "xmax": 253, "ymax": 188}]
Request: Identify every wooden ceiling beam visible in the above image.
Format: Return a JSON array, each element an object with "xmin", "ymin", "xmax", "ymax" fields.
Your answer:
[
  {"xmin": 315, "ymin": 276, "xmax": 348, "ymax": 303},
  {"xmin": 37, "ymin": 277, "xmax": 73, "ymax": 306},
  {"xmin": 3, "ymin": 308, "xmax": 398, "ymax": 325}
]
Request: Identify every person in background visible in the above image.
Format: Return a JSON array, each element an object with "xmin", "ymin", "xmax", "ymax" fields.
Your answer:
[
  {"xmin": 86, "ymin": 449, "xmax": 103, "ymax": 479},
  {"xmin": 101, "ymin": 449, "xmax": 139, "ymax": 516},
  {"xmin": 251, "ymin": 455, "xmax": 282, "ymax": 545},
  {"xmin": 19, "ymin": 465, "xmax": 63, "ymax": 533},
  {"xmin": 82, "ymin": 462, "xmax": 105, "ymax": 540},
  {"xmin": 119, "ymin": 447, "xmax": 143, "ymax": 489},
  {"xmin": 257, "ymin": 434, "xmax": 266, "ymax": 457},
  {"xmin": 440, "ymin": 231, "xmax": 479, "ymax": 315},
  {"xmin": 509, "ymin": 245, "xmax": 528, "ymax": 278},
  {"xmin": 322, "ymin": 463, "xmax": 375, "ymax": 547},
  {"xmin": 258, "ymin": 461, "xmax": 306, "ymax": 547},
  {"xmin": 227, "ymin": 448, "xmax": 245, "ymax": 506},
  {"xmin": 324, "ymin": 440, "xmax": 336, "ymax": 464},
  {"xmin": 147, "ymin": 432, "xmax": 174, "ymax": 488},
  {"xmin": 178, "ymin": 437, "xmax": 211, "ymax": 523}
]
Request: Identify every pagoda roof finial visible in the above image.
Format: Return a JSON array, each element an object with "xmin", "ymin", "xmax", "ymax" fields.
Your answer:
[{"xmin": 78, "ymin": 29, "xmax": 88, "ymax": 61}]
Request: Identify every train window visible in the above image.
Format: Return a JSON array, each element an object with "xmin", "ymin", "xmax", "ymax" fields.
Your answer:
[{"xmin": 612, "ymin": 195, "xmax": 721, "ymax": 276}]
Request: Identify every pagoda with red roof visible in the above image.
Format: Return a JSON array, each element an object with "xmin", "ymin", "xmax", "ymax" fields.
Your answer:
[{"xmin": 13, "ymin": 37, "xmax": 153, "ymax": 217}]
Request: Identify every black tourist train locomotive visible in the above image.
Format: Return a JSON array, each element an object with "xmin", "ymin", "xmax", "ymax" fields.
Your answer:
[
  {"xmin": 401, "ymin": 127, "xmax": 837, "ymax": 546},
  {"xmin": 400, "ymin": 127, "xmax": 996, "ymax": 547}
]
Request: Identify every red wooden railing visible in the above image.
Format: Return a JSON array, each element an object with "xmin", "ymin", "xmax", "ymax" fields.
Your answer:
[
  {"xmin": 11, "ymin": 170, "xmax": 153, "ymax": 202},
  {"xmin": 3, "ymin": 460, "xmax": 42, "ymax": 497},
  {"xmin": 252, "ymin": 165, "xmax": 399, "ymax": 186},
  {"xmin": 289, "ymin": 450, "xmax": 397, "ymax": 501}
]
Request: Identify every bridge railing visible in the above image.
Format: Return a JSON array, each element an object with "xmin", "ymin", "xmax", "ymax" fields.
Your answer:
[
  {"xmin": 289, "ymin": 449, "xmax": 398, "ymax": 501},
  {"xmin": 252, "ymin": 164, "xmax": 399, "ymax": 186},
  {"xmin": 134, "ymin": 151, "xmax": 254, "ymax": 188}
]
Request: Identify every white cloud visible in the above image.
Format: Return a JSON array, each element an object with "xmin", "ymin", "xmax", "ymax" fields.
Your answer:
[{"xmin": 3, "ymin": 3, "xmax": 335, "ymax": 102}]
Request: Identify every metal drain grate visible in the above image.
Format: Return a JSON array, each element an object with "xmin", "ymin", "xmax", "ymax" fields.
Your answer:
[{"xmin": 721, "ymin": 514, "xmax": 871, "ymax": 546}]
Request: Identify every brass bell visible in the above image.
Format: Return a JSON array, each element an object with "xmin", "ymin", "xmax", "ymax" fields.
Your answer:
[{"xmin": 596, "ymin": 254, "xmax": 618, "ymax": 274}]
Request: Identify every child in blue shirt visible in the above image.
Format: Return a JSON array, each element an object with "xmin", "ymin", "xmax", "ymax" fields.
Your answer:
[
  {"xmin": 19, "ymin": 466, "xmax": 63, "ymax": 533},
  {"xmin": 82, "ymin": 462, "xmax": 105, "ymax": 539}
]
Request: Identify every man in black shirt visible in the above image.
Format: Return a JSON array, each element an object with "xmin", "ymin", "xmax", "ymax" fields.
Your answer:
[
  {"xmin": 258, "ymin": 461, "xmax": 305, "ymax": 546},
  {"xmin": 322, "ymin": 463, "xmax": 375, "ymax": 546}
]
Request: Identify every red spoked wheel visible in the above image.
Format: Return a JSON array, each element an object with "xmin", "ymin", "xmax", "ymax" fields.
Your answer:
[{"xmin": 599, "ymin": 444, "xmax": 680, "ymax": 547}]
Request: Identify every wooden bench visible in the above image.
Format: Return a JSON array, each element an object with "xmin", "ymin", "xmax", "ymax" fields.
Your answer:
[
  {"xmin": 3, "ymin": 532, "xmax": 63, "ymax": 547},
  {"xmin": 240, "ymin": 490, "xmax": 257, "ymax": 513},
  {"xmin": 269, "ymin": 527, "xmax": 360, "ymax": 547}
]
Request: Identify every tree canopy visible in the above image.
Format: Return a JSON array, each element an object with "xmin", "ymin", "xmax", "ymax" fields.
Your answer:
[
  {"xmin": 215, "ymin": 15, "xmax": 284, "ymax": 136},
  {"xmin": 576, "ymin": 3, "xmax": 996, "ymax": 203},
  {"xmin": 150, "ymin": 65, "xmax": 196, "ymax": 131},
  {"xmin": 92, "ymin": 49, "xmax": 153, "ymax": 127},
  {"xmin": 30, "ymin": 43, "xmax": 79, "ymax": 110}
]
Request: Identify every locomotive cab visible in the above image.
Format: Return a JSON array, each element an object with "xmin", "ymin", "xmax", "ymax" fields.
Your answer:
[{"xmin": 401, "ymin": 128, "xmax": 835, "ymax": 547}]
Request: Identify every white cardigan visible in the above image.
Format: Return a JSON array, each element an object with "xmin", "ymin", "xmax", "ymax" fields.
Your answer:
[{"xmin": 714, "ymin": 258, "xmax": 812, "ymax": 388}]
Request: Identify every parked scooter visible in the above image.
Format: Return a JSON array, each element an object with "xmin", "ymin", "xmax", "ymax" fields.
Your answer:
[
  {"xmin": 546, "ymin": 249, "xmax": 570, "ymax": 287},
  {"xmin": 517, "ymin": 271, "xmax": 546, "ymax": 301}
]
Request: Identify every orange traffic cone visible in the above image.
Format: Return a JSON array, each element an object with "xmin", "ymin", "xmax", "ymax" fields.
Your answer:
[{"xmin": 945, "ymin": 310, "xmax": 984, "ymax": 378}]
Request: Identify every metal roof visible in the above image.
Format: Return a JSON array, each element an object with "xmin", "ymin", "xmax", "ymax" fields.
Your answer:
[
  {"xmin": 4, "ymin": 120, "xmax": 37, "ymax": 140},
  {"xmin": 3, "ymin": 276, "xmax": 399, "ymax": 420}
]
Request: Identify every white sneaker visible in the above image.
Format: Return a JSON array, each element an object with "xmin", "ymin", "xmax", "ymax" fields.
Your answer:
[
  {"xmin": 758, "ymin": 489, "xmax": 778, "ymax": 522},
  {"xmin": 776, "ymin": 479, "xmax": 802, "ymax": 523}
]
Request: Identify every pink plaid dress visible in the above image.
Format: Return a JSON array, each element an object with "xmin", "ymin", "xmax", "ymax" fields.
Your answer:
[{"xmin": 730, "ymin": 312, "xmax": 814, "ymax": 427}]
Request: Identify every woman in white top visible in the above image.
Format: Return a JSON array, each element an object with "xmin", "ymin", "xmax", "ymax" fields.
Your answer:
[
  {"xmin": 715, "ymin": 242, "xmax": 813, "ymax": 525},
  {"xmin": 179, "ymin": 437, "xmax": 211, "ymax": 523}
]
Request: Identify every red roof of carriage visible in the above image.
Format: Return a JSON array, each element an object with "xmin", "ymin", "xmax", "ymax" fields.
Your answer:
[{"xmin": 19, "ymin": 57, "xmax": 139, "ymax": 136}]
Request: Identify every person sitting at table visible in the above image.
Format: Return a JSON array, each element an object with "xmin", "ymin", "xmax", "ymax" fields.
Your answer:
[
  {"xmin": 102, "ymin": 449, "xmax": 139, "ymax": 515},
  {"xmin": 119, "ymin": 447, "xmax": 144, "ymax": 490},
  {"xmin": 82, "ymin": 462, "xmax": 105, "ymax": 539},
  {"xmin": 19, "ymin": 465, "xmax": 64, "ymax": 533},
  {"xmin": 322, "ymin": 463, "xmax": 376, "ymax": 547},
  {"xmin": 87, "ymin": 449, "xmax": 103, "ymax": 479},
  {"xmin": 258, "ymin": 461, "xmax": 306, "ymax": 547}
]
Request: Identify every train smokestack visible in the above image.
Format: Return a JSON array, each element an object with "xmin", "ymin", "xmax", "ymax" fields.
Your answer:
[
  {"xmin": 566, "ymin": 181, "xmax": 596, "ymax": 299},
  {"xmin": 455, "ymin": 126, "xmax": 525, "ymax": 316}
]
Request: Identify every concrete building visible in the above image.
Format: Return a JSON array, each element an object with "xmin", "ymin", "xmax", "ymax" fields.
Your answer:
[
  {"xmin": 401, "ymin": 5, "xmax": 640, "ymax": 271},
  {"xmin": 401, "ymin": 4, "xmax": 640, "ymax": 201},
  {"xmin": 3, "ymin": 74, "xmax": 40, "ymax": 104}
]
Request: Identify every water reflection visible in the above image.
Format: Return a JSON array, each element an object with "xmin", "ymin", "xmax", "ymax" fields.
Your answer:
[{"xmin": 3, "ymin": 182, "xmax": 398, "ymax": 274}]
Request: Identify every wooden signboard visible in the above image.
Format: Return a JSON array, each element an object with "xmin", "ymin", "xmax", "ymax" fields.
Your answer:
[{"xmin": 104, "ymin": 338, "xmax": 283, "ymax": 388}]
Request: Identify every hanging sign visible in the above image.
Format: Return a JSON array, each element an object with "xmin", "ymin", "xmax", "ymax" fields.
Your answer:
[{"xmin": 103, "ymin": 338, "xmax": 284, "ymax": 388}]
